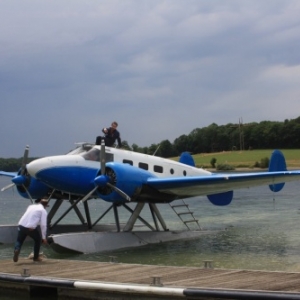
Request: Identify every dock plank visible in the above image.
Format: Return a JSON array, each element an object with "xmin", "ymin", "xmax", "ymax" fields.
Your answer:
[{"xmin": 1, "ymin": 257, "xmax": 300, "ymax": 292}]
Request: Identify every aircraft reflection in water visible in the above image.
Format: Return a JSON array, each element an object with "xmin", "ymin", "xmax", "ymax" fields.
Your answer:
[{"xmin": 1, "ymin": 141, "xmax": 300, "ymax": 254}]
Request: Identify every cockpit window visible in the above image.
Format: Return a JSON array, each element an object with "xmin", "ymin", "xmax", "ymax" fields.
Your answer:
[
  {"xmin": 82, "ymin": 148, "xmax": 100, "ymax": 162},
  {"xmin": 82, "ymin": 148, "xmax": 114, "ymax": 163}
]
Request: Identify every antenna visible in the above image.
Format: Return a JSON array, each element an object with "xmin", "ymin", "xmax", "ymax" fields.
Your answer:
[{"xmin": 153, "ymin": 145, "xmax": 160, "ymax": 156}]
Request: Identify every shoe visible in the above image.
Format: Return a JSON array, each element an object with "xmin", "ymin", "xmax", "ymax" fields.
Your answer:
[
  {"xmin": 13, "ymin": 250, "xmax": 20, "ymax": 262},
  {"xmin": 33, "ymin": 257, "xmax": 43, "ymax": 262}
]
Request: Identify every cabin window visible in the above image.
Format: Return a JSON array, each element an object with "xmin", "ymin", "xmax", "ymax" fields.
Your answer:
[
  {"xmin": 170, "ymin": 168, "xmax": 174, "ymax": 174},
  {"xmin": 154, "ymin": 165, "xmax": 163, "ymax": 173},
  {"xmin": 183, "ymin": 170, "xmax": 187, "ymax": 176},
  {"xmin": 139, "ymin": 162, "xmax": 148, "ymax": 170},
  {"xmin": 123, "ymin": 159, "xmax": 133, "ymax": 165}
]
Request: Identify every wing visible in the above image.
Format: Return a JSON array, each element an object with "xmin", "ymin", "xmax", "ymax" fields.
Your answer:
[
  {"xmin": 144, "ymin": 171, "xmax": 300, "ymax": 202},
  {"xmin": 0, "ymin": 171, "xmax": 18, "ymax": 178}
]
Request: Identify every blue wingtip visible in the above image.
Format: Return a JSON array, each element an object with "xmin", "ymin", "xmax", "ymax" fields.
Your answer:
[
  {"xmin": 179, "ymin": 152, "xmax": 195, "ymax": 167},
  {"xmin": 269, "ymin": 149, "xmax": 286, "ymax": 192},
  {"xmin": 207, "ymin": 191, "xmax": 233, "ymax": 206}
]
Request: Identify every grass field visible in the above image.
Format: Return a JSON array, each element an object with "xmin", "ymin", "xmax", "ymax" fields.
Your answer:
[{"xmin": 174, "ymin": 149, "xmax": 300, "ymax": 169}]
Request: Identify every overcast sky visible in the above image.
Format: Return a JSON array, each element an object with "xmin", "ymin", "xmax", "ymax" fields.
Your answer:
[{"xmin": 1, "ymin": 0, "xmax": 300, "ymax": 158}]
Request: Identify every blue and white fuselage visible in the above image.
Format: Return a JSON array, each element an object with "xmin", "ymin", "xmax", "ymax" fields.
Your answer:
[
  {"xmin": 23, "ymin": 146, "xmax": 300, "ymax": 206},
  {"xmin": 1, "ymin": 145, "xmax": 300, "ymax": 206},
  {"xmin": 26, "ymin": 146, "xmax": 212, "ymax": 203}
]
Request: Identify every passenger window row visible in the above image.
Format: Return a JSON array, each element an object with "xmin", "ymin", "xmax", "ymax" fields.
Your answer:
[{"xmin": 123, "ymin": 159, "xmax": 186, "ymax": 176}]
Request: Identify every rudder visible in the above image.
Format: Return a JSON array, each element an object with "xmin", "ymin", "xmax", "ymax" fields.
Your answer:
[{"xmin": 269, "ymin": 149, "xmax": 286, "ymax": 192}]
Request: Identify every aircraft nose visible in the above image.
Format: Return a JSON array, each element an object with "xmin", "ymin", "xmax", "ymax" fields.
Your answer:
[{"xmin": 26, "ymin": 157, "xmax": 52, "ymax": 178}]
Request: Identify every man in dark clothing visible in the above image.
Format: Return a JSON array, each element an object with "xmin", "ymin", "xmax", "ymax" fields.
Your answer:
[{"xmin": 95, "ymin": 121, "xmax": 122, "ymax": 148}]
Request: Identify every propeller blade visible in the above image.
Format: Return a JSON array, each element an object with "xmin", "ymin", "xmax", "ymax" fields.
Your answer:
[
  {"xmin": 107, "ymin": 182, "xmax": 131, "ymax": 202},
  {"xmin": 100, "ymin": 139, "xmax": 105, "ymax": 175},
  {"xmin": 0, "ymin": 145, "xmax": 33, "ymax": 203},
  {"xmin": 80, "ymin": 186, "xmax": 98, "ymax": 203},
  {"xmin": 21, "ymin": 145, "xmax": 29, "ymax": 175},
  {"xmin": 1, "ymin": 183, "xmax": 15, "ymax": 192},
  {"xmin": 22, "ymin": 184, "xmax": 34, "ymax": 204}
]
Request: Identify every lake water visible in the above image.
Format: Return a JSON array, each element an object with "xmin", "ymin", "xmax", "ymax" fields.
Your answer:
[
  {"xmin": 1, "ymin": 175, "xmax": 300, "ymax": 270},
  {"xmin": 1, "ymin": 175, "xmax": 300, "ymax": 298}
]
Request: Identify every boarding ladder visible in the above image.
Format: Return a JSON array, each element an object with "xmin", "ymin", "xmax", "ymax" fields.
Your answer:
[{"xmin": 169, "ymin": 199, "xmax": 201, "ymax": 230}]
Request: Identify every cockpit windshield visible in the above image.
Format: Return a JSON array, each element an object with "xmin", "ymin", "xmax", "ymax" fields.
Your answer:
[{"xmin": 81, "ymin": 148, "xmax": 100, "ymax": 162}]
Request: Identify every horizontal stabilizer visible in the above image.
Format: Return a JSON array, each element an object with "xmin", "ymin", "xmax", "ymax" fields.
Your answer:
[
  {"xmin": 268, "ymin": 150, "xmax": 286, "ymax": 192},
  {"xmin": 207, "ymin": 191, "xmax": 233, "ymax": 206},
  {"xmin": 179, "ymin": 152, "xmax": 195, "ymax": 167}
]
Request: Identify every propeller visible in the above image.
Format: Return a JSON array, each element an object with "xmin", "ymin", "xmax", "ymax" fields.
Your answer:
[
  {"xmin": 81, "ymin": 140, "xmax": 131, "ymax": 203},
  {"xmin": 21, "ymin": 145, "xmax": 29, "ymax": 175},
  {"xmin": 1, "ymin": 183, "xmax": 15, "ymax": 192},
  {"xmin": 100, "ymin": 138, "xmax": 106, "ymax": 175},
  {"xmin": 1, "ymin": 145, "xmax": 34, "ymax": 203}
]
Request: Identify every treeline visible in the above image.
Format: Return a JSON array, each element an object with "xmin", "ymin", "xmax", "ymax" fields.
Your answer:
[
  {"xmin": 122, "ymin": 116, "xmax": 300, "ymax": 157},
  {"xmin": 0, "ymin": 158, "xmax": 38, "ymax": 172},
  {"xmin": 1, "ymin": 116, "xmax": 300, "ymax": 171}
]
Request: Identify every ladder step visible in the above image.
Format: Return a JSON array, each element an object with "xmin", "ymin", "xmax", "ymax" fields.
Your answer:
[
  {"xmin": 169, "ymin": 200, "xmax": 201, "ymax": 230},
  {"xmin": 177, "ymin": 212, "xmax": 194, "ymax": 216},
  {"xmin": 171, "ymin": 204, "xmax": 189, "ymax": 208},
  {"xmin": 184, "ymin": 220, "xmax": 199, "ymax": 223}
]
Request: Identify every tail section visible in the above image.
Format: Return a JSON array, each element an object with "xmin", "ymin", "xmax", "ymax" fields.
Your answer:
[
  {"xmin": 269, "ymin": 149, "xmax": 286, "ymax": 192},
  {"xmin": 179, "ymin": 152, "xmax": 195, "ymax": 167}
]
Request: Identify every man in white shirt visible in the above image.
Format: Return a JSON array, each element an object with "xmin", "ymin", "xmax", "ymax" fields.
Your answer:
[{"xmin": 13, "ymin": 198, "xmax": 49, "ymax": 262}]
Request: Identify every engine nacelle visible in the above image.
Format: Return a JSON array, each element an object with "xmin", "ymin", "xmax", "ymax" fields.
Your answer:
[
  {"xmin": 96, "ymin": 162, "xmax": 157, "ymax": 203},
  {"xmin": 16, "ymin": 176, "xmax": 51, "ymax": 199}
]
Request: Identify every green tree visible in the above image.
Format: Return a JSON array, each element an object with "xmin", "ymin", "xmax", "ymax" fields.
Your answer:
[
  {"xmin": 159, "ymin": 140, "xmax": 174, "ymax": 158},
  {"xmin": 210, "ymin": 157, "xmax": 217, "ymax": 168},
  {"xmin": 121, "ymin": 140, "xmax": 131, "ymax": 150},
  {"xmin": 173, "ymin": 135, "xmax": 190, "ymax": 155}
]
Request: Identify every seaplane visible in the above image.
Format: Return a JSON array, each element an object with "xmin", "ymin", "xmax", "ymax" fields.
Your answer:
[{"xmin": 1, "ymin": 141, "xmax": 300, "ymax": 254}]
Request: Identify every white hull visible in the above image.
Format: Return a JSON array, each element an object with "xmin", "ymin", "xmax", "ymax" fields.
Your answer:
[
  {"xmin": 49, "ymin": 230, "xmax": 215, "ymax": 254},
  {"xmin": 0, "ymin": 224, "xmax": 117, "ymax": 244}
]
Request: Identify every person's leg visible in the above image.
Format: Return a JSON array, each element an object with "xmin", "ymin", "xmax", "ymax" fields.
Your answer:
[
  {"xmin": 103, "ymin": 137, "xmax": 111, "ymax": 146},
  {"xmin": 95, "ymin": 136, "xmax": 101, "ymax": 145},
  {"xmin": 27, "ymin": 228, "xmax": 42, "ymax": 260},
  {"xmin": 13, "ymin": 225, "xmax": 28, "ymax": 262}
]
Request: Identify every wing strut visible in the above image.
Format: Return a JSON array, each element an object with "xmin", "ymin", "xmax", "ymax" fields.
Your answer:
[
  {"xmin": 122, "ymin": 203, "xmax": 167, "ymax": 232},
  {"xmin": 49, "ymin": 197, "xmax": 83, "ymax": 229}
]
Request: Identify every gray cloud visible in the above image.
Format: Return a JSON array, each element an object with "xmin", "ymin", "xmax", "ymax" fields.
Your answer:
[{"xmin": 0, "ymin": 0, "xmax": 300, "ymax": 157}]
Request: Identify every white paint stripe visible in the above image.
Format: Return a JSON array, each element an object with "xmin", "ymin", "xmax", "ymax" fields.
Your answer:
[{"xmin": 74, "ymin": 281, "xmax": 185, "ymax": 297}]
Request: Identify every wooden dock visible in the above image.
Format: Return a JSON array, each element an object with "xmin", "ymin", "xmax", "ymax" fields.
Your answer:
[{"xmin": 1, "ymin": 257, "xmax": 300, "ymax": 299}]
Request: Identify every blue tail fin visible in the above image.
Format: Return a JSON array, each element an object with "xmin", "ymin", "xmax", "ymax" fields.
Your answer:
[
  {"xmin": 269, "ymin": 149, "xmax": 286, "ymax": 192},
  {"xmin": 179, "ymin": 152, "xmax": 195, "ymax": 167}
]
